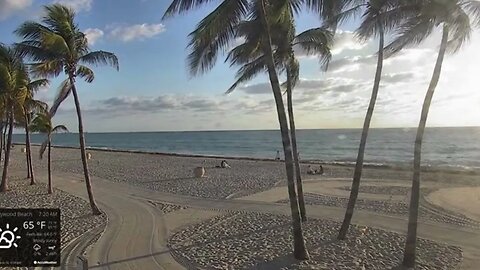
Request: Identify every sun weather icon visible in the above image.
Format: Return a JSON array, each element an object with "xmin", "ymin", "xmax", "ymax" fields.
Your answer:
[{"xmin": 0, "ymin": 223, "xmax": 21, "ymax": 249}]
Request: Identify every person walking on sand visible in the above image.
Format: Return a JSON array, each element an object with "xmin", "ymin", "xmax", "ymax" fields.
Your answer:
[{"xmin": 275, "ymin": 150, "xmax": 281, "ymax": 161}]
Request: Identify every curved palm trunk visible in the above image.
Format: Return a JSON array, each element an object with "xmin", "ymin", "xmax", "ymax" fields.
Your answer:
[
  {"xmin": 25, "ymin": 113, "xmax": 35, "ymax": 185},
  {"xmin": 1, "ymin": 108, "xmax": 15, "ymax": 192},
  {"xmin": 286, "ymin": 67, "xmax": 306, "ymax": 222},
  {"xmin": 48, "ymin": 137, "xmax": 53, "ymax": 194},
  {"xmin": 69, "ymin": 77, "xmax": 102, "ymax": 215},
  {"xmin": 338, "ymin": 25, "xmax": 385, "ymax": 240},
  {"xmin": 259, "ymin": 0, "xmax": 309, "ymax": 260},
  {"xmin": 402, "ymin": 24, "xmax": 448, "ymax": 268}
]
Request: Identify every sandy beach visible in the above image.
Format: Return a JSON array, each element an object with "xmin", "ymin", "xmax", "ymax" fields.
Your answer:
[{"xmin": 2, "ymin": 145, "xmax": 480, "ymax": 269}]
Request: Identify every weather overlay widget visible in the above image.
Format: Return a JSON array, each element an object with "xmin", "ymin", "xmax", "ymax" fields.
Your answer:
[{"xmin": 0, "ymin": 208, "xmax": 60, "ymax": 267}]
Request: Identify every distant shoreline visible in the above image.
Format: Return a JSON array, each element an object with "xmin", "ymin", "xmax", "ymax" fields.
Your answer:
[
  {"xmin": 14, "ymin": 142, "xmax": 480, "ymax": 176},
  {"xmin": 12, "ymin": 126, "xmax": 480, "ymax": 134}
]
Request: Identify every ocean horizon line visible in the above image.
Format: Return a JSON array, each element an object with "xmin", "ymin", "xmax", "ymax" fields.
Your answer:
[{"xmin": 39, "ymin": 125, "xmax": 480, "ymax": 134}]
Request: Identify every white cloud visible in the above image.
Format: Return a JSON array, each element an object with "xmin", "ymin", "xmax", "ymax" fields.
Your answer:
[
  {"xmin": 331, "ymin": 30, "xmax": 368, "ymax": 55},
  {"xmin": 0, "ymin": 0, "xmax": 32, "ymax": 20},
  {"xmin": 84, "ymin": 28, "xmax": 104, "ymax": 45},
  {"xmin": 53, "ymin": 0, "xmax": 92, "ymax": 12},
  {"xmin": 108, "ymin": 23, "xmax": 166, "ymax": 42}
]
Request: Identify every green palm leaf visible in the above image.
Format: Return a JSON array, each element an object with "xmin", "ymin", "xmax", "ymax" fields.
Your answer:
[{"xmin": 79, "ymin": 51, "xmax": 119, "ymax": 70}]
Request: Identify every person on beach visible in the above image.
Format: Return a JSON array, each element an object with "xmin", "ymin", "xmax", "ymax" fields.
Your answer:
[
  {"xmin": 275, "ymin": 150, "xmax": 281, "ymax": 161},
  {"xmin": 307, "ymin": 165, "xmax": 324, "ymax": 175},
  {"xmin": 317, "ymin": 165, "xmax": 324, "ymax": 175},
  {"xmin": 220, "ymin": 160, "xmax": 231, "ymax": 168}
]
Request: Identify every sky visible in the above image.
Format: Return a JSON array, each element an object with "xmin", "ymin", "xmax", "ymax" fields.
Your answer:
[{"xmin": 0, "ymin": 0, "xmax": 479, "ymax": 132}]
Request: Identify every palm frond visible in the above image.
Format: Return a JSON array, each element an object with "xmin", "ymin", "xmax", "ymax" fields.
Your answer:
[
  {"xmin": 163, "ymin": 0, "xmax": 219, "ymax": 19},
  {"xmin": 79, "ymin": 51, "xmax": 119, "ymax": 71},
  {"xmin": 356, "ymin": 2, "xmax": 424, "ymax": 42},
  {"xmin": 226, "ymin": 55, "xmax": 266, "ymax": 94},
  {"xmin": 52, "ymin": 124, "xmax": 68, "ymax": 133},
  {"xmin": 187, "ymin": 0, "xmax": 249, "ymax": 76},
  {"xmin": 446, "ymin": 6, "xmax": 471, "ymax": 53},
  {"xmin": 323, "ymin": 3, "xmax": 365, "ymax": 29},
  {"xmin": 28, "ymin": 79, "xmax": 50, "ymax": 93},
  {"xmin": 76, "ymin": 65, "xmax": 95, "ymax": 83},
  {"xmin": 24, "ymin": 99, "xmax": 48, "ymax": 115},
  {"xmin": 14, "ymin": 42, "xmax": 56, "ymax": 64},
  {"xmin": 49, "ymin": 78, "xmax": 72, "ymax": 116},
  {"xmin": 30, "ymin": 111, "xmax": 52, "ymax": 133},
  {"xmin": 305, "ymin": 0, "xmax": 363, "ymax": 24},
  {"xmin": 462, "ymin": 0, "xmax": 480, "ymax": 27},
  {"xmin": 294, "ymin": 27, "xmax": 333, "ymax": 70},
  {"xmin": 39, "ymin": 138, "xmax": 49, "ymax": 159},
  {"xmin": 29, "ymin": 60, "xmax": 64, "ymax": 78},
  {"xmin": 384, "ymin": 15, "xmax": 434, "ymax": 57}
]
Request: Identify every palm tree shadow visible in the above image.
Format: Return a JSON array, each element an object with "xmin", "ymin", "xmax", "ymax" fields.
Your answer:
[
  {"xmin": 249, "ymin": 254, "xmax": 300, "ymax": 270},
  {"xmin": 247, "ymin": 236, "xmax": 339, "ymax": 269},
  {"xmin": 389, "ymin": 265, "xmax": 410, "ymax": 270}
]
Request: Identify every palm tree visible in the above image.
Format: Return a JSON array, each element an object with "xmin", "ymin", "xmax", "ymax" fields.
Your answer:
[
  {"xmin": 225, "ymin": 8, "xmax": 333, "ymax": 223},
  {"xmin": 17, "ymin": 81, "xmax": 49, "ymax": 185},
  {"xmin": 163, "ymin": 0, "xmax": 316, "ymax": 259},
  {"xmin": 0, "ymin": 44, "xmax": 29, "ymax": 192},
  {"xmin": 30, "ymin": 111, "xmax": 68, "ymax": 194},
  {"xmin": 383, "ymin": 0, "xmax": 480, "ymax": 267},
  {"xmin": 333, "ymin": 0, "xmax": 421, "ymax": 240},
  {"xmin": 15, "ymin": 4, "xmax": 119, "ymax": 215}
]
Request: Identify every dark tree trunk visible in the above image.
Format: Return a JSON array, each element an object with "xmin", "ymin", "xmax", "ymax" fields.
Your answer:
[
  {"xmin": 1, "ymin": 108, "xmax": 14, "ymax": 192},
  {"xmin": 3, "ymin": 122, "xmax": 7, "ymax": 152},
  {"xmin": 286, "ymin": 67, "xmax": 306, "ymax": 222},
  {"xmin": 338, "ymin": 24, "xmax": 385, "ymax": 240},
  {"xmin": 25, "ymin": 113, "xmax": 35, "ymax": 185},
  {"xmin": 69, "ymin": 76, "xmax": 102, "ymax": 215},
  {"xmin": 48, "ymin": 138, "xmax": 52, "ymax": 194},
  {"xmin": 0, "ymin": 122, "xmax": 3, "ymax": 162},
  {"xmin": 26, "ymin": 122, "xmax": 31, "ymax": 179},
  {"xmin": 259, "ymin": 0, "xmax": 309, "ymax": 260},
  {"xmin": 402, "ymin": 24, "xmax": 449, "ymax": 268}
]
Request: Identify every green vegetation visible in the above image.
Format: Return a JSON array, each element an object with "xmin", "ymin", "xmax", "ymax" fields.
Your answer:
[
  {"xmin": 0, "ymin": 4, "xmax": 119, "ymax": 215},
  {"xmin": 30, "ymin": 111, "xmax": 68, "ymax": 194}
]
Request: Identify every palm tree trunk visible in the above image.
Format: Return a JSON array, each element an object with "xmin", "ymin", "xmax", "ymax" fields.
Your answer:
[
  {"xmin": 259, "ymin": 0, "xmax": 309, "ymax": 260},
  {"xmin": 48, "ymin": 137, "xmax": 52, "ymax": 194},
  {"xmin": 338, "ymin": 24, "xmax": 385, "ymax": 240},
  {"xmin": 286, "ymin": 67, "xmax": 307, "ymax": 222},
  {"xmin": 25, "ymin": 113, "xmax": 35, "ymax": 185},
  {"xmin": 0, "ymin": 122, "xmax": 3, "ymax": 162},
  {"xmin": 1, "ymin": 108, "xmax": 15, "ymax": 192},
  {"xmin": 69, "ymin": 76, "xmax": 102, "ymax": 215},
  {"xmin": 402, "ymin": 24, "xmax": 449, "ymax": 268},
  {"xmin": 26, "ymin": 123, "xmax": 31, "ymax": 179},
  {"xmin": 3, "ymin": 122, "xmax": 7, "ymax": 153}
]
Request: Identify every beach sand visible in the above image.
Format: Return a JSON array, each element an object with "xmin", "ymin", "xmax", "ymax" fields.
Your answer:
[{"xmin": 5, "ymin": 145, "xmax": 480, "ymax": 269}]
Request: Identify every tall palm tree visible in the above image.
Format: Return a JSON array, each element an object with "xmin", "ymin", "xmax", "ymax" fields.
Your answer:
[
  {"xmin": 163, "ymin": 0, "xmax": 315, "ymax": 259},
  {"xmin": 30, "ymin": 111, "xmax": 68, "ymax": 194},
  {"xmin": 333, "ymin": 0, "xmax": 421, "ymax": 240},
  {"xmin": 0, "ymin": 44, "xmax": 29, "ymax": 192},
  {"xmin": 17, "ymin": 81, "xmax": 49, "ymax": 185},
  {"xmin": 225, "ymin": 8, "xmax": 333, "ymax": 223},
  {"xmin": 15, "ymin": 4, "xmax": 119, "ymax": 214},
  {"xmin": 383, "ymin": 0, "xmax": 480, "ymax": 267}
]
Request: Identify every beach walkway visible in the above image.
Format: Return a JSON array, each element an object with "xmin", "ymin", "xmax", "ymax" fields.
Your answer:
[{"xmin": 22, "ymin": 169, "xmax": 479, "ymax": 270}]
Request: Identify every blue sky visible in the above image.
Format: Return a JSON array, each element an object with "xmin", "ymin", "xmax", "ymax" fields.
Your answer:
[{"xmin": 1, "ymin": 0, "xmax": 479, "ymax": 132}]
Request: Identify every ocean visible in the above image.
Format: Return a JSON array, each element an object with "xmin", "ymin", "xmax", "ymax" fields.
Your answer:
[{"xmin": 12, "ymin": 127, "xmax": 480, "ymax": 171}]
